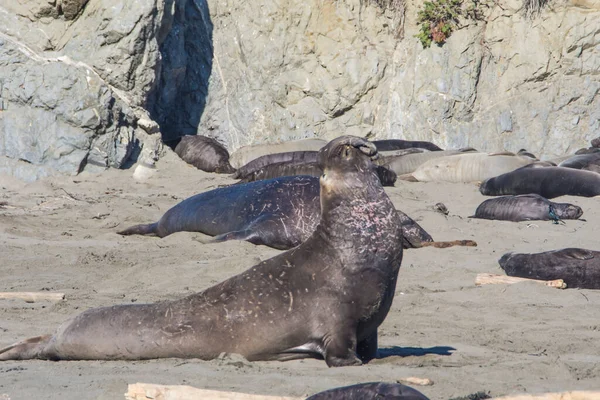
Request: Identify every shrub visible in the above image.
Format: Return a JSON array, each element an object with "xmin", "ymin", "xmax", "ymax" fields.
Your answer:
[{"xmin": 415, "ymin": 0, "xmax": 463, "ymax": 48}]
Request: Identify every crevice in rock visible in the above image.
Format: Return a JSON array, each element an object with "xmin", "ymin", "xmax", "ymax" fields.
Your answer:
[{"xmin": 147, "ymin": 0, "xmax": 214, "ymax": 144}]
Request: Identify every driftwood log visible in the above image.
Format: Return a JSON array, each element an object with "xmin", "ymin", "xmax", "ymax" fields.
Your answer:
[
  {"xmin": 475, "ymin": 273, "xmax": 566, "ymax": 289},
  {"xmin": 0, "ymin": 292, "xmax": 65, "ymax": 303}
]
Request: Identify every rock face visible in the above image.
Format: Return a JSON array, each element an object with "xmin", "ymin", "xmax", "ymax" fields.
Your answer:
[{"xmin": 0, "ymin": 0, "xmax": 599, "ymax": 181}]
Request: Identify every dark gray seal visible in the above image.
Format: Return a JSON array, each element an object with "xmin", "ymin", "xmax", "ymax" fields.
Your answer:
[
  {"xmin": 118, "ymin": 175, "xmax": 475, "ymax": 250},
  {"xmin": 479, "ymin": 166, "xmax": 600, "ymax": 199},
  {"xmin": 574, "ymin": 147, "xmax": 600, "ymax": 155},
  {"xmin": 471, "ymin": 194, "xmax": 583, "ymax": 222},
  {"xmin": 373, "ymin": 139, "xmax": 442, "ymax": 152},
  {"xmin": 558, "ymin": 153, "xmax": 600, "ymax": 170},
  {"xmin": 0, "ymin": 135, "xmax": 404, "ymax": 365},
  {"xmin": 174, "ymin": 135, "xmax": 235, "ymax": 173},
  {"xmin": 233, "ymin": 151, "xmax": 317, "ymax": 179},
  {"xmin": 307, "ymin": 382, "xmax": 430, "ymax": 400},
  {"xmin": 499, "ymin": 248, "xmax": 600, "ymax": 289},
  {"xmin": 236, "ymin": 160, "xmax": 397, "ymax": 187}
]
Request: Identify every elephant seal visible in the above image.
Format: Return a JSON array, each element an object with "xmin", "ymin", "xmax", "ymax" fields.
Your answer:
[
  {"xmin": 574, "ymin": 147, "xmax": 600, "ymax": 155},
  {"xmin": 0, "ymin": 136, "xmax": 403, "ymax": 365},
  {"xmin": 174, "ymin": 135, "xmax": 235, "ymax": 173},
  {"xmin": 471, "ymin": 194, "xmax": 583, "ymax": 222},
  {"xmin": 118, "ymin": 175, "xmax": 474, "ymax": 250},
  {"xmin": 233, "ymin": 151, "xmax": 317, "ymax": 179},
  {"xmin": 372, "ymin": 139, "xmax": 442, "ymax": 152},
  {"xmin": 592, "ymin": 137, "xmax": 600, "ymax": 148},
  {"xmin": 499, "ymin": 248, "xmax": 600, "ymax": 289},
  {"xmin": 558, "ymin": 153, "xmax": 600, "ymax": 170},
  {"xmin": 229, "ymin": 138, "xmax": 327, "ymax": 169},
  {"xmin": 236, "ymin": 161, "xmax": 397, "ymax": 187},
  {"xmin": 307, "ymin": 382, "xmax": 430, "ymax": 400},
  {"xmin": 479, "ymin": 166, "xmax": 600, "ymax": 199},
  {"xmin": 409, "ymin": 153, "xmax": 533, "ymax": 183},
  {"xmin": 377, "ymin": 149, "xmax": 476, "ymax": 176}
]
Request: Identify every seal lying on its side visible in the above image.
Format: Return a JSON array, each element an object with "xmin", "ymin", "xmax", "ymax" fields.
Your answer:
[
  {"xmin": 229, "ymin": 138, "xmax": 327, "ymax": 169},
  {"xmin": 118, "ymin": 175, "xmax": 474, "ymax": 250},
  {"xmin": 235, "ymin": 160, "xmax": 397, "ymax": 187},
  {"xmin": 0, "ymin": 136, "xmax": 403, "ymax": 365},
  {"xmin": 372, "ymin": 139, "xmax": 442, "ymax": 152},
  {"xmin": 471, "ymin": 194, "xmax": 583, "ymax": 222},
  {"xmin": 307, "ymin": 382, "xmax": 430, "ymax": 400},
  {"xmin": 479, "ymin": 166, "xmax": 600, "ymax": 198},
  {"xmin": 499, "ymin": 248, "xmax": 600, "ymax": 289},
  {"xmin": 558, "ymin": 153, "xmax": 600, "ymax": 170},
  {"xmin": 174, "ymin": 135, "xmax": 235, "ymax": 173},
  {"xmin": 232, "ymin": 151, "xmax": 317, "ymax": 179}
]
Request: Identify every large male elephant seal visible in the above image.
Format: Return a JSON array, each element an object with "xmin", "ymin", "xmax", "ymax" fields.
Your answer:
[
  {"xmin": 174, "ymin": 135, "xmax": 235, "ymax": 173},
  {"xmin": 0, "ymin": 136, "xmax": 404, "ymax": 365},
  {"xmin": 471, "ymin": 194, "xmax": 583, "ymax": 222},
  {"xmin": 372, "ymin": 139, "xmax": 442, "ymax": 152},
  {"xmin": 307, "ymin": 382, "xmax": 429, "ymax": 400},
  {"xmin": 479, "ymin": 166, "xmax": 600, "ymax": 198},
  {"xmin": 408, "ymin": 153, "xmax": 533, "ymax": 183},
  {"xmin": 118, "ymin": 175, "xmax": 473, "ymax": 250},
  {"xmin": 499, "ymin": 248, "xmax": 600, "ymax": 289},
  {"xmin": 229, "ymin": 138, "xmax": 327, "ymax": 169}
]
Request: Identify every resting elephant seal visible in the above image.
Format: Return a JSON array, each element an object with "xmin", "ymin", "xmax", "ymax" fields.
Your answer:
[
  {"xmin": 0, "ymin": 136, "xmax": 403, "ymax": 365},
  {"xmin": 118, "ymin": 175, "xmax": 474, "ymax": 250},
  {"xmin": 377, "ymin": 149, "xmax": 476, "ymax": 176},
  {"xmin": 229, "ymin": 138, "xmax": 327, "ymax": 169},
  {"xmin": 235, "ymin": 160, "xmax": 397, "ymax": 187},
  {"xmin": 174, "ymin": 135, "xmax": 235, "ymax": 173},
  {"xmin": 409, "ymin": 153, "xmax": 533, "ymax": 183},
  {"xmin": 479, "ymin": 166, "xmax": 600, "ymax": 199},
  {"xmin": 307, "ymin": 382, "xmax": 430, "ymax": 400},
  {"xmin": 558, "ymin": 153, "xmax": 600, "ymax": 170},
  {"xmin": 372, "ymin": 139, "xmax": 442, "ymax": 152},
  {"xmin": 471, "ymin": 194, "xmax": 583, "ymax": 222},
  {"xmin": 233, "ymin": 151, "xmax": 317, "ymax": 179},
  {"xmin": 499, "ymin": 248, "xmax": 600, "ymax": 289}
]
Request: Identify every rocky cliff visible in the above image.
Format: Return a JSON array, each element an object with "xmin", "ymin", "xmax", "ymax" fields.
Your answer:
[{"xmin": 1, "ymin": 0, "xmax": 598, "ymax": 180}]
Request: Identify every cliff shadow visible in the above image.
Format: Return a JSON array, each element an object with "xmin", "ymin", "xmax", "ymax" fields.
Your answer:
[{"xmin": 147, "ymin": 0, "xmax": 213, "ymax": 148}]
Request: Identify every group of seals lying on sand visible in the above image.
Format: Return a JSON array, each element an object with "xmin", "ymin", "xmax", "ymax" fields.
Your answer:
[
  {"xmin": 0, "ymin": 136, "xmax": 406, "ymax": 366},
  {"xmin": 479, "ymin": 165, "xmax": 600, "ymax": 198},
  {"xmin": 499, "ymin": 249, "xmax": 600, "ymax": 289},
  {"xmin": 471, "ymin": 194, "xmax": 583, "ymax": 222},
  {"xmin": 118, "ymin": 175, "xmax": 474, "ymax": 250}
]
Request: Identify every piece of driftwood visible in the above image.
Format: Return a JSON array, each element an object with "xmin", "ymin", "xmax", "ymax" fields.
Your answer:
[
  {"xmin": 492, "ymin": 391, "xmax": 600, "ymax": 400},
  {"xmin": 0, "ymin": 292, "xmax": 65, "ymax": 303},
  {"xmin": 475, "ymin": 273, "xmax": 566, "ymax": 289},
  {"xmin": 420, "ymin": 240, "xmax": 477, "ymax": 248},
  {"xmin": 397, "ymin": 377, "xmax": 434, "ymax": 386},
  {"xmin": 125, "ymin": 383, "xmax": 303, "ymax": 400}
]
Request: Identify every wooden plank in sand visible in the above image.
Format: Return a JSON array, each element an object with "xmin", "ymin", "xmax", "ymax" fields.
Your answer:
[
  {"xmin": 125, "ymin": 383, "xmax": 303, "ymax": 400},
  {"xmin": 493, "ymin": 392, "xmax": 600, "ymax": 400},
  {"xmin": 0, "ymin": 292, "xmax": 65, "ymax": 303},
  {"xmin": 475, "ymin": 273, "xmax": 567, "ymax": 289}
]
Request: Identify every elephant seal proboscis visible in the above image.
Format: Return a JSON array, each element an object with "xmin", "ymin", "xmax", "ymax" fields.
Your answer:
[
  {"xmin": 0, "ymin": 136, "xmax": 404, "ymax": 366},
  {"xmin": 479, "ymin": 166, "xmax": 600, "ymax": 198},
  {"xmin": 372, "ymin": 139, "xmax": 442, "ymax": 152},
  {"xmin": 235, "ymin": 160, "xmax": 397, "ymax": 187},
  {"xmin": 307, "ymin": 382, "xmax": 430, "ymax": 400},
  {"xmin": 118, "ymin": 175, "xmax": 474, "ymax": 250},
  {"xmin": 229, "ymin": 138, "xmax": 327, "ymax": 169},
  {"xmin": 174, "ymin": 135, "xmax": 235, "ymax": 173},
  {"xmin": 471, "ymin": 194, "xmax": 583, "ymax": 222},
  {"xmin": 499, "ymin": 248, "xmax": 600, "ymax": 289},
  {"xmin": 408, "ymin": 153, "xmax": 533, "ymax": 183}
]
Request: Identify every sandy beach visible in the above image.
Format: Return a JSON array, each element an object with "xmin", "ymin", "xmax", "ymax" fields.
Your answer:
[{"xmin": 1, "ymin": 150, "xmax": 599, "ymax": 400}]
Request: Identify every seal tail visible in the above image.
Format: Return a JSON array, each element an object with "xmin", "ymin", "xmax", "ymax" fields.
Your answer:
[
  {"xmin": 0, "ymin": 335, "xmax": 52, "ymax": 360},
  {"xmin": 117, "ymin": 222, "xmax": 158, "ymax": 236},
  {"xmin": 420, "ymin": 240, "xmax": 478, "ymax": 248}
]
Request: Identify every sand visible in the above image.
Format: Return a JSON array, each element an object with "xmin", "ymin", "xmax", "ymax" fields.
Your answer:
[{"xmin": 1, "ymin": 151, "xmax": 599, "ymax": 400}]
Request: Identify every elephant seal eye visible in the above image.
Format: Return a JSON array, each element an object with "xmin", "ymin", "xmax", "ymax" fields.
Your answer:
[{"xmin": 344, "ymin": 146, "xmax": 351, "ymax": 157}]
